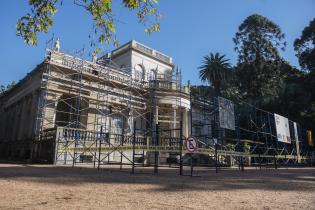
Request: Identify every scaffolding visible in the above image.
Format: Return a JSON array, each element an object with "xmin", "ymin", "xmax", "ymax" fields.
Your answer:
[
  {"xmin": 33, "ymin": 41, "xmax": 188, "ymax": 174},
  {"xmin": 31, "ymin": 41, "xmax": 314, "ymax": 175},
  {"xmin": 190, "ymin": 86, "xmax": 314, "ymax": 173}
]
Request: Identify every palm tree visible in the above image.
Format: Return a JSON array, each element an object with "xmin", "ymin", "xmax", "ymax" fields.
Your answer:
[{"xmin": 198, "ymin": 53, "xmax": 231, "ymax": 96}]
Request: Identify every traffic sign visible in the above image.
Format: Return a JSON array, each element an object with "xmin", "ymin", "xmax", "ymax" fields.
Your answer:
[{"xmin": 185, "ymin": 136, "xmax": 197, "ymax": 152}]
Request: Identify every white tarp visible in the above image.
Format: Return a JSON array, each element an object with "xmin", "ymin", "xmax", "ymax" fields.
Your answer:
[
  {"xmin": 274, "ymin": 113, "xmax": 291, "ymax": 144},
  {"xmin": 218, "ymin": 97, "xmax": 235, "ymax": 130}
]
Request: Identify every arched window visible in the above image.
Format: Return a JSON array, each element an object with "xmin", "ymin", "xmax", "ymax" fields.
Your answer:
[
  {"xmin": 111, "ymin": 114, "xmax": 124, "ymax": 134},
  {"xmin": 149, "ymin": 69, "xmax": 157, "ymax": 81},
  {"xmin": 164, "ymin": 69, "xmax": 172, "ymax": 80},
  {"xmin": 55, "ymin": 94, "xmax": 88, "ymax": 128},
  {"xmin": 134, "ymin": 64, "xmax": 146, "ymax": 81}
]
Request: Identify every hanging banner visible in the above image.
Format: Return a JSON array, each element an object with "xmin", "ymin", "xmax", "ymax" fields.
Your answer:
[
  {"xmin": 308, "ymin": 130, "xmax": 313, "ymax": 147},
  {"xmin": 274, "ymin": 113, "xmax": 291, "ymax": 144},
  {"xmin": 218, "ymin": 97, "xmax": 235, "ymax": 130},
  {"xmin": 293, "ymin": 122, "xmax": 301, "ymax": 163}
]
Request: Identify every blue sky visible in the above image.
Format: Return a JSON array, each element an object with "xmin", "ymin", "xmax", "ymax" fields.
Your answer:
[{"xmin": 0, "ymin": 0, "xmax": 314, "ymax": 86}]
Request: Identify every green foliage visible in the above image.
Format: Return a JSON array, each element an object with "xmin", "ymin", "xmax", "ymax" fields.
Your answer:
[
  {"xmin": 231, "ymin": 14, "xmax": 315, "ymax": 128},
  {"xmin": 294, "ymin": 18, "xmax": 315, "ymax": 72},
  {"xmin": 17, "ymin": 0, "xmax": 58, "ymax": 45},
  {"xmin": 294, "ymin": 19, "xmax": 315, "ymax": 127},
  {"xmin": 234, "ymin": 61, "xmax": 282, "ymax": 106},
  {"xmin": 0, "ymin": 81, "xmax": 16, "ymax": 95},
  {"xmin": 234, "ymin": 14, "xmax": 286, "ymax": 63},
  {"xmin": 225, "ymin": 143, "xmax": 235, "ymax": 151},
  {"xmin": 233, "ymin": 14, "xmax": 286, "ymax": 106},
  {"xmin": 220, "ymin": 67, "xmax": 242, "ymax": 101},
  {"xmin": 190, "ymin": 85, "xmax": 215, "ymax": 100},
  {"xmin": 243, "ymin": 142, "xmax": 250, "ymax": 153},
  {"xmin": 302, "ymin": 71, "xmax": 315, "ymax": 128},
  {"xmin": 197, "ymin": 14, "xmax": 315, "ymax": 129},
  {"xmin": 198, "ymin": 53, "xmax": 231, "ymax": 96},
  {"xmin": 262, "ymin": 62, "xmax": 315, "ymax": 129},
  {"xmin": 17, "ymin": 0, "xmax": 161, "ymax": 47}
]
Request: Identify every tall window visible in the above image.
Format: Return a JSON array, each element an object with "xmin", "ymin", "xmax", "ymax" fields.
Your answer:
[
  {"xmin": 55, "ymin": 94, "xmax": 88, "ymax": 129},
  {"xmin": 149, "ymin": 69, "xmax": 157, "ymax": 81},
  {"xmin": 134, "ymin": 64, "xmax": 145, "ymax": 81},
  {"xmin": 111, "ymin": 114, "xmax": 124, "ymax": 134}
]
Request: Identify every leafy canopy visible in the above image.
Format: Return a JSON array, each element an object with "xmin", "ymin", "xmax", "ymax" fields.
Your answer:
[
  {"xmin": 234, "ymin": 14, "xmax": 286, "ymax": 63},
  {"xmin": 198, "ymin": 53, "xmax": 231, "ymax": 96},
  {"xmin": 294, "ymin": 18, "xmax": 315, "ymax": 72},
  {"xmin": 293, "ymin": 19, "xmax": 315, "ymax": 128},
  {"xmin": 0, "ymin": 81, "xmax": 16, "ymax": 95},
  {"xmin": 195, "ymin": 14, "xmax": 315, "ymax": 129},
  {"xmin": 17, "ymin": 0, "xmax": 160, "ymax": 48},
  {"xmin": 233, "ymin": 14, "xmax": 286, "ymax": 104}
]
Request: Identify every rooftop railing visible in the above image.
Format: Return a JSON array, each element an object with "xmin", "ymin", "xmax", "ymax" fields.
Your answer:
[
  {"xmin": 48, "ymin": 50, "xmax": 188, "ymax": 94},
  {"xmin": 111, "ymin": 40, "xmax": 172, "ymax": 64}
]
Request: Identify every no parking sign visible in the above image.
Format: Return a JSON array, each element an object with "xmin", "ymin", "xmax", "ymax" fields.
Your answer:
[{"xmin": 185, "ymin": 136, "xmax": 197, "ymax": 153}]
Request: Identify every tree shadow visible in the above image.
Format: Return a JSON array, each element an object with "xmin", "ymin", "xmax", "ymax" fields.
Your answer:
[{"xmin": 0, "ymin": 164, "xmax": 314, "ymax": 192}]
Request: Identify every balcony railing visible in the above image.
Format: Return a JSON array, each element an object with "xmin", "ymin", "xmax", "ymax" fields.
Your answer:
[
  {"xmin": 148, "ymin": 80, "xmax": 190, "ymax": 93},
  {"xmin": 48, "ymin": 127, "xmax": 181, "ymax": 147}
]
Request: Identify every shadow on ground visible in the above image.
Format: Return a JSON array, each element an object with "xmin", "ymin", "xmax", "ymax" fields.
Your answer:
[{"xmin": 0, "ymin": 163, "xmax": 314, "ymax": 192}]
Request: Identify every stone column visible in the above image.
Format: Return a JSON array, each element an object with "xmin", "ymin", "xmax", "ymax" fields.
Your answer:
[
  {"xmin": 128, "ymin": 110, "xmax": 134, "ymax": 134},
  {"xmin": 172, "ymin": 105, "xmax": 177, "ymax": 137},
  {"xmin": 155, "ymin": 105, "xmax": 159, "ymax": 125},
  {"xmin": 52, "ymin": 94, "xmax": 61, "ymax": 128},
  {"xmin": 183, "ymin": 108, "xmax": 189, "ymax": 138}
]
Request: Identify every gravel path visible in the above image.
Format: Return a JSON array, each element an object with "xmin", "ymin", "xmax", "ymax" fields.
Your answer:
[{"xmin": 0, "ymin": 164, "xmax": 314, "ymax": 209}]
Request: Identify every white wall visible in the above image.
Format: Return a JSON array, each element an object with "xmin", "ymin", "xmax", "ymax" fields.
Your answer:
[
  {"xmin": 111, "ymin": 48, "xmax": 173, "ymax": 81},
  {"xmin": 111, "ymin": 51, "xmax": 132, "ymax": 74},
  {"xmin": 131, "ymin": 51, "xmax": 172, "ymax": 81}
]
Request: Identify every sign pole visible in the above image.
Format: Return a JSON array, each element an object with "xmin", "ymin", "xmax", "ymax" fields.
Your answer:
[
  {"xmin": 190, "ymin": 153, "xmax": 193, "ymax": 177},
  {"xmin": 179, "ymin": 120, "xmax": 183, "ymax": 176},
  {"xmin": 184, "ymin": 136, "xmax": 198, "ymax": 176}
]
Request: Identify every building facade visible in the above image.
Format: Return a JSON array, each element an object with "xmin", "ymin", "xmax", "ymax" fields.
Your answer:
[{"xmin": 0, "ymin": 40, "xmax": 191, "ymax": 163}]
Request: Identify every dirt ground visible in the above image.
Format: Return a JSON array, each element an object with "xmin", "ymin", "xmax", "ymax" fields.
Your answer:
[{"xmin": 0, "ymin": 164, "xmax": 314, "ymax": 210}]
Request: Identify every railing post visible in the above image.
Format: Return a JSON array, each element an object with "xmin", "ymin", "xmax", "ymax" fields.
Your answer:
[
  {"xmin": 154, "ymin": 123, "xmax": 159, "ymax": 174},
  {"xmin": 132, "ymin": 121, "xmax": 136, "ymax": 174},
  {"xmin": 274, "ymin": 154, "xmax": 277, "ymax": 170},
  {"xmin": 54, "ymin": 127, "xmax": 63, "ymax": 165},
  {"xmin": 72, "ymin": 129, "xmax": 78, "ymax": 168},
  {"xmin": 215, "ymin": 143, "xmax": 218, "ymax": 173},
  {"xmin": 63, "ymin": 129, "xmax": 67, "ymax": 165},
  {"xmin": 97, "ymin": 126, "xmax": 103, "ymax": 171},
  {"xmin": 190, "ymin": 153, "xmax": 193, "ymax": 177}
]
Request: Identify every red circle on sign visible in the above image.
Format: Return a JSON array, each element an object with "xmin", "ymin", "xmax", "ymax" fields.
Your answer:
[{"xmin": 185, "ymin": 136, "xmax": 197, "ymax": 152}]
